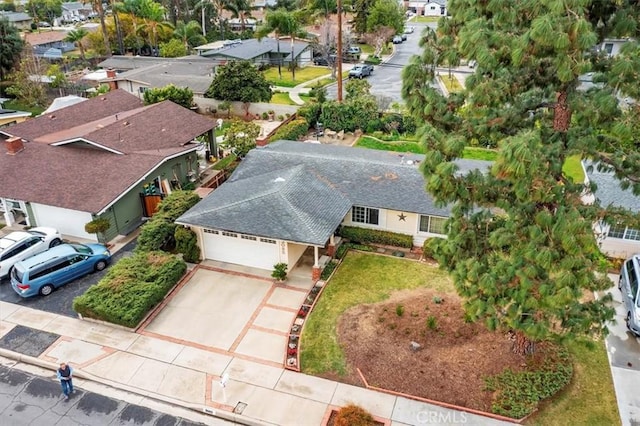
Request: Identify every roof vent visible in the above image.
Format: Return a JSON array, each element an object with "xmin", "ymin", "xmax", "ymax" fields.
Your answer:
[{"xmin": 274, "ymin": 177, "xmax": 285, "ymax": 182}]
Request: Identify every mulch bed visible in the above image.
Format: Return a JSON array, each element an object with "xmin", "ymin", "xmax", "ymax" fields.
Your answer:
[{"xmin": 333, "ymin": 287, "xmax": 529, "ymax": 412}]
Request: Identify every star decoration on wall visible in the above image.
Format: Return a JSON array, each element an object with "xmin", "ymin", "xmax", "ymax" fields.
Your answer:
[{"xmin": 398, "ymin": 213, "xmax": 407, "ymax": 221}]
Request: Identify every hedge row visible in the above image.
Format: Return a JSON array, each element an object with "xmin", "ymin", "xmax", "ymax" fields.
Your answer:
[
  {"xmin": 270, "ymin": 117, "xmax": 309, "ymax": 142},
  {"xmin": 339, "ymin": 226, "xmax": 413, "ymax": 248},
  {"xmin": 73, "ymin": 251, "xmax": 187, "ymax": 328},
  {"xmin": 136, "ymin": 190, "xmax": 201, "ymax": 255}
]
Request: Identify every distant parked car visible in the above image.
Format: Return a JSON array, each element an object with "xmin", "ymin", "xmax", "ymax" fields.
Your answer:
[
  {"xmin": 468, "ymin": 60, "xmax": 477, "ymax": 68},
  {"xmin": 401, "ymin": 33, "xmax": 408, "ymax": 41},
  {"xmin": 11, "ymin": 243, "xmax": 111, "ymax": 297},
  {"xmin": 619, "ymin": 254, "xmax": 640, "ymax": 336},
  {"xmin": 346, "ymin": 46, "xmax": 362, "ymax": 55},
  {"xmin": 349, "ymin": 64, "xmax": 374, "ymax": 79},
  {"xmin": 38, "ymin": 21, "xmax": 51, "ymax": 27},
  {"xmin": 404, "ymin": 26, "xmax": 415, "ymax": 34},
  {"xmin": 0, "ymin": 227, "xmax": 62, "ymax": 279},
  {"xmin": 392, "ymin": 35, "xmax": 403, "ymax": 44}
]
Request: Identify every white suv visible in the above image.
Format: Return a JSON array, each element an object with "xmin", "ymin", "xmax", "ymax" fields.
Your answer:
[{"xmin": 0, "ymin": 227, "xmax": 62, "ymax": 279}]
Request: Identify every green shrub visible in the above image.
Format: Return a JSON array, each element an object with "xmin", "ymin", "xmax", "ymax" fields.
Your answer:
[
  {"xmin": 73, "ymin": 251, "xmax": 187, "ymax": 328},
  {"xmin": 270, "ymin": 118, "xmax": 309, "ymax": 142},
  {"xmin": 136, "ymin": 191, "xmax": 201, "ymax": 253},
  {"xmin": 321, "ymin": 260, "xmax": 338, "ymax": 280},
  {"xmin": 297, "ymin": 102, "xmax": 322, "ymax": 125},
  {"xmin": 339, "ymin": 226, "xmax": 413, "ymax": 248},
  {"xmin": 348, "ymin": 243, "xmax": 375, "ymax": 252},
  {"xmin": 426, "ymin": 315, "xmax": 438, "ymax": 330},
  {"xmin": 484, "ymin": 345, "xmax": 573, "ymax": 419},
  {"xmin": 402, "ymin": 114, "xmax": 417, "ymax": 134},
  {"xmin": 395, "ymin": 304, "xmax": 404, "ymax": 316},
  {"xmin": 272, "ymin": 262, "xmax": 288, "ymax": 281},
  {"xmin": 366, "ymin": 119, "xmax": 383, "ymax": 133},
  {"xmin": 364, "ymin": 56, "xmax": 382, "ymax": 65},
  {"xmin": 335, "ymin": 244, "xmax": 349, "ymax": 259},
  {"xmin": 174, "ymin": 226, "xmax": 201, "ymax": 263}
]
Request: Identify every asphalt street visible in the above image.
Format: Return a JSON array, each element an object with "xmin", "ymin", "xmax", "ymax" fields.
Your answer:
[
  {"xmin": 0, "ymin": 364, "xmax": 234, "ymax": 426},
  {"xmin": 326, "ymin": 22, "xmax": 437, "ymax": 104},
  {"xmin": 0, "ymin": 240, "xmax": 136, "ymax": 318}
]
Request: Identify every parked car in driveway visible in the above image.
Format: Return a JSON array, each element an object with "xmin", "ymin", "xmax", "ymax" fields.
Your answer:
[
  {"xmin": 0, "ymin": 227, "xmax": 62, "ymax": 279},
  {"xmin": 404, "ymin": 26, "xmax": 415, "ymax": 34},
  {"xmin": 10, "ymin": 243, "xmax": 111, "ymax": 297},
  {"xmin": 392, "ymin": 35, "xmax": 403, "ymax": 44},
  {"xmin": 348, "ymin": 64, "xmax": 374, "ymax": 79},
  {"xmin": 620, "ymin": 254, "xmax": 640, "ymax": 336}
]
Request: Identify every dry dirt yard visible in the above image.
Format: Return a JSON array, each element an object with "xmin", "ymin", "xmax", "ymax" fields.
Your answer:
[{"xmin": 336, "ymin": 287, "xmax": 530, "ymax": 412}]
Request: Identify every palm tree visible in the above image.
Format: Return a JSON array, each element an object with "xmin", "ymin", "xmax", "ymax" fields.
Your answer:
[
  {"xmin": 84, "ymin": 0, "xmax": 111, "ymax": 56},
  {"xmin": 117, "ymin": 0, "xmax": 144, "ymax": 55},
  {"xmin": 138, "ymin": 0, "xmax": 174, "ymax": 54},
  {"xmin": 173, "ymin": 20, "xmax": 206, "ymax": 51},
  {"xmin": 64, "ymin": 28, "xmax": 89, "ymax": 61},
  {"xmin": 256, "ymin": 9, "xmax": 305, "ymax": 80},
  {"xmin": 224, "ymin": 0, "xmax": 252, "ymax": 32}
]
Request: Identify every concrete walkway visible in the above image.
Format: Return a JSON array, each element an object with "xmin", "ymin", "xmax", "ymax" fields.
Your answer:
[
  {"xmin": 0, "ymin": 264, "xmax": 515, "ymax": 426},
  {"xmin": 273, "ymin": 63, "xmax": 356, "ymax": 106}
]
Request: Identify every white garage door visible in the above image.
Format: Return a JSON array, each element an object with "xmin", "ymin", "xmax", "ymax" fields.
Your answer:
[
  {"xmin": 31, "ymin": 204, "xmax": 95, "ymax": 240},
  {"xmin": 203, "ymin": 230, "xmax": 280, "ymax": 270}
]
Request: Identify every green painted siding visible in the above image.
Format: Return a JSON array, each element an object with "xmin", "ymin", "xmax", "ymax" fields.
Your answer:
[
  {"xmin": 97, "ymin": 210, "xmax": 118, "ymax": 242},
  {"xmin": 106, "ymin": 153, "xmax": 195, "ymax": 237}
]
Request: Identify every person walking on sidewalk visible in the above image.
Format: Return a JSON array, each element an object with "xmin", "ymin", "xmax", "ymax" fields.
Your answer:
[{"xmin": 57, "ymin": 362, "xmax": 74, "ymax": 399}]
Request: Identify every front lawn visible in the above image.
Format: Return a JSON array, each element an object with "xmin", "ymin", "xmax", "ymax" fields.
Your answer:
[
  {"xmin": 525, "ymin": 340, "xmax": 619, "ymax": 426},
  {"xmin": 440, "ymin": 74, "xmax": 463, "ymax": 93},
  {"xmin": 412, "ymin": 15, "xmax": 441, "ymax": 23},
  {"xmin": 562, "ymin": 154, "xmax": 585, "ymax": 183},
  {"xmin": 270, "ymin": 92, "xmax": 296, "ymax": 105},
  {"xmin": 300, "ymin": 252, "xmax": 453, "ymax": 375},
  {"xmin": 263, "ymin": 66, "xmax": 332, "ymax": 87},
  {"xmin": 356, "ymin": 135, "xmax": 498, "ymax": 160}
]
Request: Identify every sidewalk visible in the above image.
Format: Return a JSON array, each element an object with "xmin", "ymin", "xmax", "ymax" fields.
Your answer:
[
  {"xmin": 0, "ymin": 303, "xmax": 514, "ymax": 426},
  {"xmin": 274, "ymin": 62, "xmax": 357, "ymax": 106}
]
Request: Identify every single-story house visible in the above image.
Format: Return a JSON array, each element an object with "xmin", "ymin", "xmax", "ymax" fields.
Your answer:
[
  {"xmin": 177, "ymin": 141, "xmax": 490, "ymax": 278},
  {"xmin": 60, "ymin": 1, "xmax": 94, "ymax": 23},
  {"xmin": 0, "ymin": 11, "xmax": 32, "ymax": 30},
  {"xmin": 41, "ymin": 95, "xmax": 88, "ymax": 114},
  {"xmin": 598, "ymin": 38, "xmax": 632, "ymax": 57},
  {"xmin": 24, "ymin": 30, "xmax": 74, "ymax": 59},
  {"xmin": 583, "ymin": 161, "xmax": 640, "ymax": 259},
  {"xmin": 405, "ymin": 0, "xmax": 447, "ymax": 16},
  {"xmin": 0, "ymin": 108, "xmax": 31, "ymax": 127},
  {"xmin": 100, "ymin": 57, "xmax": 217, "ymax": 97},
  {"xmin": 0, "ymin": 89, "xmax": 216, "ymax": 241},
  {"xmin": 197, "ymin": 38, "xmax": 312, "ymax": 68}
]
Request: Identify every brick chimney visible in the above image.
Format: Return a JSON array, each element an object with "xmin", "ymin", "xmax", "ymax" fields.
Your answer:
[
  {"xmin": 106, "ymin": 68, "xmax": 116, "ymax": 78},
  {"xmin": 5, "ymin": 137, "xmax": 24, "ymax": 155}
]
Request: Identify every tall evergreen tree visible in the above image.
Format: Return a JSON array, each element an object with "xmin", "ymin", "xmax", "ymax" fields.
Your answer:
[
  {"xmin": 0, "ymin": 17, "xmax": 24, "ymax": 81},
  {"xmin": 402, "ymin": 0, "xmax": 640, "ymax": 354}
]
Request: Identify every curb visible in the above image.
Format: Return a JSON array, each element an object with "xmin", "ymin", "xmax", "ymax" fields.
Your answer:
[{"xmin": 0, "ymin": 347, "xmax": 270, "ymax": 426}]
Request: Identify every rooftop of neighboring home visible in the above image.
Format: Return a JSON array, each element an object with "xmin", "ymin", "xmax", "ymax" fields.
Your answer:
[
  {"xmin": 0, "ymin": 11, "xmax": 31, "ymax": 22},
  {"xmin": 0, "ymin": 108, "xmax": 31, "ymax": 121},
  {"xmin": 24, "ymin": 30, "xmax": 69, "ymax": 46},
  {"xmin": 0, "ymin": 90, "xmax": 215, "ymax": 213},
  {"xmin": 583, "ymin": 160, "xmax": 640, "ymax": 212},
  {"xmin": 197, "ymin": 38, "xmax": 310, "ymax": 61},
  {"xmin": 98, "ymin": 55, "xmax": 210, "ymax": 71}
]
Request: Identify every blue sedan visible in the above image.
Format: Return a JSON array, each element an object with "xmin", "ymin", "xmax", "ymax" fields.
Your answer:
[{"xmin": 11, "ymin": 243, "xmax": 111, "ymax": 297}]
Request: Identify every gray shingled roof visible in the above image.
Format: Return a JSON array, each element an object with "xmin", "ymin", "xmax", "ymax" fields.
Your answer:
[
  {"xmin": 177, "ymin": 141, "xmax": 492, "ymax": 245},
  {"xmin": 584, "ymin": 161, "xmax": 640, "ymax": 212},
  {"xmin": 201, "ymin": 38, "xmax": 309, "ymax": 61},
  {"xmin": 178, "ymin": 164, "xmax": 352, "ymax": 245}
]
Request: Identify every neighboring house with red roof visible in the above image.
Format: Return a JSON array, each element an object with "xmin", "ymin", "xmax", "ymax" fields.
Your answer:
[{"xmin": 0, "ymin": 90, "xmax": 216, "ymax": 241}]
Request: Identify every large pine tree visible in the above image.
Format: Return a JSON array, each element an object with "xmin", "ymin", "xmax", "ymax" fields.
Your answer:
[{"xmin": 402, "ymin": 0, "xmax": 640, "ymax": 354}]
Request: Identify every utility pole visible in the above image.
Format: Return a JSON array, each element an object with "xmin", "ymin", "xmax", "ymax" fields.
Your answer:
[{"xmin": 336, "ymin": 0, "xmax": 343, "ymax": 102}]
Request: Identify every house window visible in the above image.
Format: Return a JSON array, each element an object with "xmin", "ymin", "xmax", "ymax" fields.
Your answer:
[
  {"xmin": 419, "ymin": 215, "xmax": 447, "ymax": 235},
  {"xmin": 260, "ymin": 238, "xmax": 277, "ymax": 244},
  {"xmin": 608, "ymin": 225, "xmax": 640, "ymax": 241},
  {"xmin": 221, "ymin": 231, "xmax": 238, "ymax": 238},
  {"xmin": 139, "ymin": 87, "xmax": 149, "ymax": 93},
  {"xmin": 352, "ymin": 206, "xmax": 379, "ymax": 225},
  {"xmin": 604, "ymin": 43, "xmax": 614, "ymax": 54},
  {"xmin": 204, "ymin": 229, "xmax": 219, "ymax": 234},
  {"xmin": 241, "ymin": 235, "xmax": 257, "ymax": 241}
]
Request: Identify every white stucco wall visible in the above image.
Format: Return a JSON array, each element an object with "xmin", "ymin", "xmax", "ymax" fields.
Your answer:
[{"xmin": 287, "ymin": 242, "xmax": 308, "ymax": 270}]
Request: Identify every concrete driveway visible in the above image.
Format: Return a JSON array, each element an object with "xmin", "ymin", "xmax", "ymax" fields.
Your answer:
[
  {"xmin": 140, "ymin": 263, "xmax": 314, "ymax": 367},
  {"xmin": 604, "ymin": 274, "xmax": 640, "ymax": 425}
]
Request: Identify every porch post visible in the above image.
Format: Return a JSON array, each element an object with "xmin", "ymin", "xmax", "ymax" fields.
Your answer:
[
  {"xmin": 312, "ymin": 246, "xmax": 321, "ymax": 282},
  {"xmin": 19, "ymin": 201, "xmax": 31, "ymax": 227},
  {"xmin": 327, "ymin": 235, "xmax": 336, "ymax": 257},
  {"xmin": 1, "ymin": 199, "xmax": 13, "ymax": 226}
]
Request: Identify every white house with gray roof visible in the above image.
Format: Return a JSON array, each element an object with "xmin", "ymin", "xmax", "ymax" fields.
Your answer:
[{"xmin": 177, "ymin": 141, "xmax": 490, "ymax": 276}]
